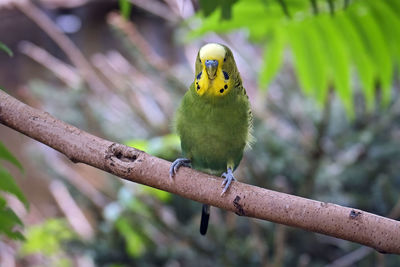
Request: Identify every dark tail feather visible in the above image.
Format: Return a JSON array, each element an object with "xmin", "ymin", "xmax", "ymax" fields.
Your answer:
[{"xmin": 200, "ymin": 204, "xmax": 210, "ymax": 235}]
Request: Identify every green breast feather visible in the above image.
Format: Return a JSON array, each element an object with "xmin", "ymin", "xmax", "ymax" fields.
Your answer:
[{"xmin": 176, "ymin": 81, "xmax": 252, "ymax": 175}]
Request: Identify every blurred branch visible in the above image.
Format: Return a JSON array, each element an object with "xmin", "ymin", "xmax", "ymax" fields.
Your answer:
[
  {"xmin": 107, "ymin": 12, "xmax": 188, "ymax": 93},
  {"xmin": 1, "ymin": 90, "xmax": 400, "ymax": 254},
  {"xmin": 108, "ymin": 12, "xmax": 168, "ymax": 71},
  {"xmin": 250, "ymin": 220, "xmax": 269, "ymax": 266},
  {"xmin": 272, "ymin": 225, "xmax": 286, "ymax": 267},
  {"xmin": 0, "ymin": 242, "xmax": 16, "ymax": 267},
  {"xmin": 18, "ymin": 41, "xmax": 81, "ymax": 88},
  {"xmin": 325, "ymin": 246, "xmax": 373, "ymax": 267},
  {"xmin": 44, "ymin": 150, "xmax": 110, "ymax": 208},
  {"xmin": 128, "ymin": 0, "xmax": 177, "ymax": 22},
  {"xmin": 50, "ymin": 180, "xmax": 94, "ymax": 240},
  {"xmin": 91, "ymin": 53, "xmax": 164, "ymax": 131},
  {"xmin": 15, "ymin": 0, "xmax": 109, "ymax": 94}
]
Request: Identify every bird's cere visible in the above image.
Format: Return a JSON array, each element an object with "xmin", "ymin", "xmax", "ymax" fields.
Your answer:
[{"xmin": 205, "ymin": 59, "xmax": 219, "ymax": 80}]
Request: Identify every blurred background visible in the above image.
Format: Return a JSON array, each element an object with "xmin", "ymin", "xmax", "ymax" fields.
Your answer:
[{"xmin": 1, "ymin": 0, "xmax": 400, "ymax": 266}]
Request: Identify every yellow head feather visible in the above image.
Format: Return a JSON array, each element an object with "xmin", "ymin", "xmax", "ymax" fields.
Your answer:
[
  {"xmin": 199, "ymin": 43, "xmax": 226, "ymax": 62},
  {"xmin": 195, "ymin": 43, "xmax": 231, "ymax": 97}
]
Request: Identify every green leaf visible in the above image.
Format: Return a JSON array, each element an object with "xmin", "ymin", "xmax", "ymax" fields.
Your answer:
[
  {"xmin": 115, "ymin": 217, "xmax": 146, "ymax": 257},
  {"xmin": 349, "ymin": 4, "xmax": 393, "ymax": 106},
  {"xmin": 335, "ymin": 11, "xmax": 375, "ymax": 111},
  {"xmin": 188, "ymin": 1, "xmax": 276, "ymax": 40},
  {"xmin": 0, "ymin": 207, "xmax": 24, "ymax": 240},
  {"xmin": 288, "ymin": 24, "xmax": 313, "ymax": 96},
  {"xmin": 0, "ymin": 206, "xmax": 23, "ymax": 226},
  {"xmin": 0, "ymin": 196, "xmax": 6, "ymax": 209},
  {"xmin": 367, "ymin": 0, "xmax": 400, "ymax": 75},
  {"xmin": 119, "ymin": 0, "xmax": 132, "ymax": 20},
  {"xmin": 0, "ymin": 42, "xmax": 13, "ymax": 57},
  {"xmin": 199, "ymin": 0, "xmax": 238, "ymax": 20},
  {"xmin": 288, "ymin": 21, "xmax": 328, "ymax": 102},
  {"xmin": 303, "ymin": 19, "xmax": 329, "ymax": 105},
  {"xmin": 21, "ymin": 219, "xmax": 75, "ymax": 256},
  {"xmin": 199, "ymin": 0, "xmax": 219, "ymax": 17},
  {"xmin": 125, "ymin": 134, "xmax": 180, "ymax": 159},
  {"xmin": 0, "ymin": 142, "xmax": 23, "ymax": 171},
  {"xmin": 5, "ymin": 230, "xmax": 25, "ymax": 240},
  {"xmin": 140, "ymin": 185, "xmax": 171, "ymax": 202},
  {"xmin": 125, "ymin": 139, "xmax": 149, "ymax": 152},
  {"xmin": 0, "ymin": 166, "xmax": 28, "ymax": 208},
  {"xmin": 259, "ymin": 28, "xmax": 285, "ymax": 89},
  {"xmin": 316, "ymin": 15, "xmax": 353, "ymax": 117}
]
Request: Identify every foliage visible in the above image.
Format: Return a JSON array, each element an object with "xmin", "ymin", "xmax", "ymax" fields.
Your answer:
[
  {"xmin": 119, "ymin": 0, "xmax": 132, "ymax": 20},
  {"xmin": 20, "ymin": 219, "xmax": 76, "ymax": 267},
  {"xmin": 199, "ymin": 0, "xmax": 238, "ymax": 19},
  {"xmin": 125, "ymin": 134, "xmax": 180, "ymax": 161},
  {"xmin": 0, "ymin": 141, "xmax": 27, "ymax": 241},
  {"xmin": 194, "ymin": 0, "xmax": 400, "ymax": 116}
]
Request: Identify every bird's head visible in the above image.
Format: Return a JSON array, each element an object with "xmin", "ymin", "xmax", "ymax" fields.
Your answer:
[{"xmin": 194, "ymin": 43, "xmax": 239, "ymax": 97}]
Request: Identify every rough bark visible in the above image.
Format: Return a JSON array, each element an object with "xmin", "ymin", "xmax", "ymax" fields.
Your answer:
[{"xmin": 1, "ymin": 90, "xmax": 400, "ymax": 254}]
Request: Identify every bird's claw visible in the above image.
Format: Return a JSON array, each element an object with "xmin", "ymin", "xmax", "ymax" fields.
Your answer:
[
  {"xmin": 169, "ymin": 158, "xmax": 191, "ymax": 180},
  {"xmin": 221, "ymin": 167, "xmax": 235, "ymax": 195}
]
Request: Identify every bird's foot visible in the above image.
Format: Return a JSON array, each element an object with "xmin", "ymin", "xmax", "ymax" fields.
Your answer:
[
  {"xmin": 169, "ymin": 158, "xmax": 191, "ymax": 180},
  {"xmin": 221, "ymin": 167, "xmax": 236, "ymax": 195}
]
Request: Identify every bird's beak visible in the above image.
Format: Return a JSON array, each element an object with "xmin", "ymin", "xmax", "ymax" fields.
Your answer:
[{"xmin": 205, "ymin": 60, "xmax": 218, "ymax": 80}]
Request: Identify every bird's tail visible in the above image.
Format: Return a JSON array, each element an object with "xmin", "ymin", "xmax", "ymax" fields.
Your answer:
[{"xmin": 200, "ymin": 204, "xmax": 210, "ymax": 235}]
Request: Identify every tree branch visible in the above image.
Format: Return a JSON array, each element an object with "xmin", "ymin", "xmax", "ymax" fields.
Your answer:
[{"xmin": 1, "ymin": 90, "xmax": 400, "ymax": 254}]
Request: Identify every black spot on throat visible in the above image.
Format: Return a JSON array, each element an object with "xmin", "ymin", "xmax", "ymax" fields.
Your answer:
[
  {"xmin": 220, "ymin": 89, "xmax": 224, "ymax": 93},
  {"xmin": 197, "ymin": 71, "xmax": 202, "ymax": 80},
  {"xmin": 197, "ymin": 85, "xmax": 200, "ymax": 90},
  {"xmin": 223, "ymin": 71, "xmax": 229, "ymax": 80},
  {"xmin": 224, "ymin": 84, "xmax": 228, "ymax": 89}
]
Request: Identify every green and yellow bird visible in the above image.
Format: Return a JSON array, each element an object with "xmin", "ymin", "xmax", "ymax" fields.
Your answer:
[{"xmin": 169, "ymin": 43, "xmax": 253, "ymax": 235}]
